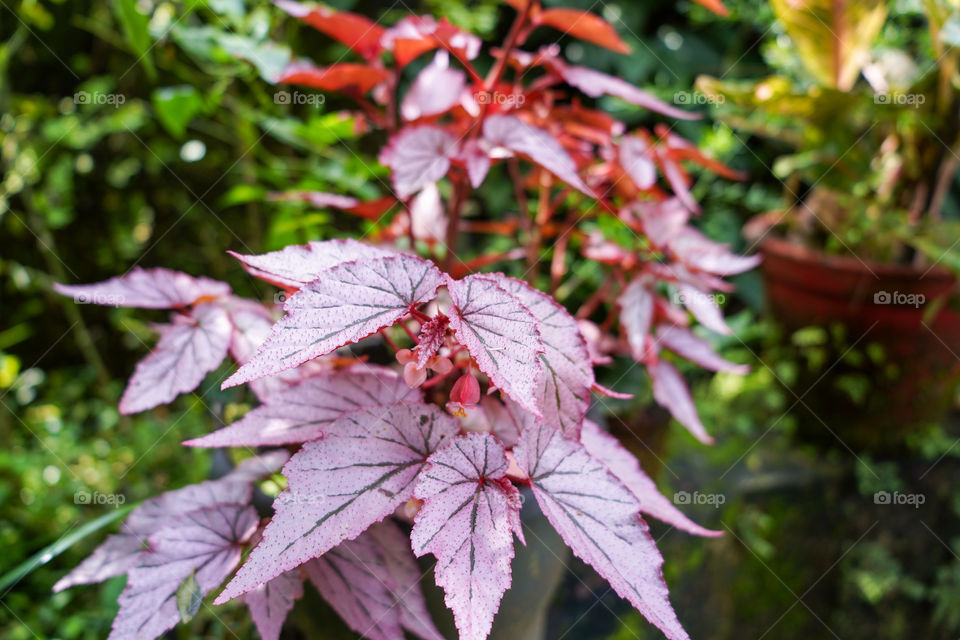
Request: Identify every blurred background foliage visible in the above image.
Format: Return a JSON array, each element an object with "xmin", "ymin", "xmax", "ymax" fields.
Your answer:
[{"xmin": 2, "ymin": 0, "xmax": 959, "ymax": 639}]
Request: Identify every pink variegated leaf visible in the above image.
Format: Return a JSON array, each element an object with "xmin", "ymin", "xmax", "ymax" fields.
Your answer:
[
  {"xmin": 482, "ymin": 115, "xmax": 591, "ymax": 195},
  {"xmin": 52, "ymin": 534, "xmax": 144, "ymax": 593},
  {"xmin": 556, "ymin": 64, "xmax": 699, "ymax": 121},
  {"xmin": 108, "ymin": 504, "xmax": 258, "ymax": 640},
  {"xmin": 460, "ymin": 395, "xmax": 534, "ymax": 449},
  {"xmin": 656, "ymin": 325, "xmax": 747, "ymax": 374},
  {"xmin": 54, "ymin": 268, "xmax": 229, "ymax": 309},
  {"xmin": 629, "ymin": 198, "xmax": 689, "ymax": 248},
  {"xmin": 245, "ymin": 569, "xmax": 303, "ymax": 640},
  {"xmin": 186, "ymin": 369, "xmax": 418, "ymax": 447},
  {"xmin": 410, "ymin": 182, "xmax": 448, "ymax": 244},
  {"xmin": 514, "ymin": 423, "xmax": 690, "ymax": 640},
  {"xmin": 460, "ymin": 139, "xmax": 491, "ymax": 188},
  {"xmin": 401, "ymin": 51, "xmax": 466, "ymax": 121},
  {"xmin": 619, "ymin": 136, "xmax": 657, "ymax": 190},
  {"xmin": 366, "ymin": 520, "xmax": 446, "ymax": 640},
  {"xmin": 216, "ymin": 404, "xmax": 458, "ymax": 603},
  {"xmin": 581, "ymin": 420, "xmax": 721, "ymax": 537},
  {"xmin": 229, "ymin": 238, "xmax": 394, "ymax": 289},
  {"xmin": 676, "ymin": 283, "xmax": 731, "ymax": 335},
  {"xmin": 446, "ymin": 274, "xmax": 545, "ymax": 417},
  {"xmin": 416, "ymin": 314, "xmax": 450, "ymax": 370},
  {"xmin": 222, "ymin": 297, "xmax": 275, "ymax": 364},
  {"xmin": 223, "ymin": 254, "xmax": 444, "ymax": 388},
  {"xmin": 657, "ymin": 154, "xmax": 700, "ymax": 213},
  {"xmin": 670, "ymin": 228, "xmax": 761, "ymax": 276},
  {"xmin": 496, "ymin": 277, "xmax": 593, "ymax": 438},
  {"xmin": 412, "ymin": 434, "xmax": 523, "ymax": 640},
  {"xmin": 119, "ymin": 302, "xmax": 232, "ymax": 414},
  {"xmin": 379, "ymin": 125, "xmax": 458, "ymax": 198},
  {"xmin": 619, "ymin": 276, "xmax": 655, "ymax": 361},
  {"xmin": 649, "ymin": 359, "xmax": 713, "ymax": 444}
]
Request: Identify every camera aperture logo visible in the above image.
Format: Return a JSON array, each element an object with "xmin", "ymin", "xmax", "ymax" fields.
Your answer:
[
  {"xmin": 274, "ymin": 90, "xmax": 326, "ymax": 107},
  {"xmin": 74, "ymin": 90, "xmax": 125, "ymax": 107},
  {"xmin": 476, "ymin": 91, "xmax": 525, "ymax": 107},
  {"xmin": 873, "ymin": 491, "xmax": 925, "ymax": 508},
  {"xmin": 674, "ymin": 490, "xmax": 725, "ymax": 508},
  {"xmin": 75, "ymin": 489, "xmax": 126, "ymax": 508},
  {"xmin": 873, "ymin": 290, "xmax": 925, "ymax": 308}
]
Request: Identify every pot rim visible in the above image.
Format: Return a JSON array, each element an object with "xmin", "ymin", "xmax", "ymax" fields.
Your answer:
[{"xmin": 759, "ymin": 236, "xmax": 957, "ymax": 283}]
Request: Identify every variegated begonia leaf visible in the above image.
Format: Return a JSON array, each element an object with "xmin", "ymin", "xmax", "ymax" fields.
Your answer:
[
  {"xmin": 228, "ymin": 238, "xmax": 393, "ymax": 289},
  {"xmin": 223, "ymin": 254, "xmax": 444, "ymax": 388},
  {"xmin": 119, "ymin": 302, "xmax": 233, "ymax": 414},
  {"xmin": 186, "ymin": 369, "xmax": 418, "ymax": 447},
  {"xmin": 675, "ymin": 283, "xmax": 732, "ymax": 336},
  {"xmin": 401, "ymin": 51, "xmax": 466, "ymax": 121},
  {"xmin": 656, "ymin": 325, "xmax": 747, "ymax": 374},
  {"xmin": 412, "ymin": 433, "xmax": 524, "ymax": 640},
  {"xmin": 460, "ymin": 395, "xmax": 533, "ymax": 449},
  {"xmin": 216, "ymin": 403, "xmax": 458, "ymax": 603},
  {"xmin": 580, "ymin": 420, "xmax": 721, "ymax": 537},
  {"xmin": 54, "ymin": 267, "xmax": 229, "ymax": 309},
  {"xmin": 379, "ymin": 125, "xmax": 458, "ymax": 198},
  {"xmin": 556, "ymin": 63, "xmax": 699, "ymax": 121},
  {"xmin": 649, "ymin": 359, "xmax": 713, "ymax": 445},
  {"xmin": 415, "ymin": 314, "xmax": 450, "ymax": 369},
  {"xmin": 619, "ymin": 135, "xmax": 658, "ymax": 190},
  {"xmin": 305, "ymin": 521, "xmax": 444, "ymax": 640},
  {"xmin": 244, "ymin": 568, "xmax": 303, "ymax": 640},
  {"xmin": 619, "ymin": 276, "xmax": 655, "ymax": 361},
  {"xmin": 482, "ymin": 115, "xmax": 591, "ymax": 195},
  {"xmin": 446, "ymin": 274, "xmax": 545, "ymax": 417},
  {"xmin": 409, "ymin": 182, "xmax": 448, "ymax": 244},
  {"xmin": 496, "ymin": 277, "xmax": 594, "ymax": 438},
  {"xmin": 109, "ymin": 504, "xmax": 258, "ymax": 640},
  {"xmin": 514, "ymin": 422, "xmax": 690, "ymax": 640}
]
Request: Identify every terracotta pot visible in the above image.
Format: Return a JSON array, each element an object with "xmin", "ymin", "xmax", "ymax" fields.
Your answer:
[{"xmin": 760, "ymin": 237, "xmax": 960, "ymax": 449}]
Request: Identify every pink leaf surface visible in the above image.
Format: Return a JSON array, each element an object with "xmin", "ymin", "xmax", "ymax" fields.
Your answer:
[
  {"xmin": 460, "ymin": 139, "xmax": 491, "ymax": 188},
  {"xmin": 460, "ymin": 395, "xmax": 534, "ymax": 449},
  {"xmin": 649, "ymin": 359, "xmax": 713, "ymax": 444},
  {"xmin": 412, "ymin": 434, "xmax": 523, "ymax": 640},
  {"xmin": 229, "ymin": 238, "xmax": 394, "ymax": 289},
  {"xmin": 580, "ymin": 420, "xmax": 721, "ymax": 537},
  {"xmin": 119, "ymin": 302, "xmax": 233, "ymax": 414},
  {"xmin": 630, "ymin": 198, "xmax": 689, "ymax": 248},
  {"xmin": 379, "ymin": 125, "xmax": 458, "ymax": 198},
  {"xmin": 656, "ymin": 325, "xmax": 747, "ymax": 374},
  {"xmin": 514, "ymin": 423, "xmax": 690, "ymax": 640},
  {"xmin": 619, "ymin": 277, "xmax": 655, "ymax": 361},
  {"xmin": 223, "ymin": 254, "xmax": 444, "ymax": 388},
  {"xmin": 409, "ymin": 182, "xmax": 448, "ymax": 243},
  {"xmin": 54, "ymin": 268, "xmax": 229, "ymax": 309},
  {"xmin": 416, "ymin": 315, "xmax": 450, "ymax": 369},
  {"xmin": 496, "ymin": 277, "xmax": 593, "ymax": 438},
  {"xmin": 557, "ymin": 64, "xmax": 699, "ymax": 121},
  {"xmin": 245, "ymin": 570, "xmax": 303, "ymax": 640},
  {"xmin": 676, "ymin": 283, "xmax": 731, "ymax": 335},
  {"xmin": 669, "ymin": 228, "xmax": 761, "ymax": 276},
  {"xmin": 482, "ymin": 115, "xmax": 591, "ymax": 195},
  {"xmin": 366, "ymin": 520, "xmax": 446, "ymax": 640},
  {"xmin": 186, "ymin": 369, "xmax": 418, "ymax": 447},
  {"xmin": 619, "ymin": 136, "xmax": 657, "ymax": 190},
  {"xmin": 108, "ymin": 504, "xmax": 258, "ymax": 640},
  {"xmin": 216, "ymin": 403, "xmax": 458, "ymax": 603},
  {"xmin": 446, "ymin": 274, "xmax": 544, "ymax": 417},
  {"xmin": 401, "ymin": 51, "xmax": 466, "ymax": 120}
]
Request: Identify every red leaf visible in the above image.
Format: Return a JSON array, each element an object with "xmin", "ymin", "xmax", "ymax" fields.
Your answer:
[
  {"xmin": 380, "ymin": 125, "xmax": 458, "ymax": 198},
  {"xmin": 216, "ymin": 403, "xmax": 458, "ymax": 604},
  {"xmin": 537, "ymin": 8, "xmax": 631, "ymax": 54},
  {"xmin": 277, "ymin": 61, "xmax": 388, "ymax": 93},
  {"xmin": 223, "ymin": 253, "xmax": 444, "ymax": 388},
  {"xmin": 119, "ymin": 302, "xmax": 233, "ymax": 414},
  {"xmin": 581, "ymin": 420, "xmax": 722, "ymax": 537},
  {"xmin": 54, "ymin": 268, "xmax": 229, "ymax": 309},
  {"xmin": 274, "ymin": 0, "xmax": 385, "ymax": 60},
  {"xmin": 514, "ymin": 422, "xmax": 691, "ymax": 640},
  {"xmin": 446, "ymin": 274, "xmax": 545, "ymax": 417},
  {"xmin": 381, "ymin": 16, "xmax": 481, "ymax": 68},
  {"xmin": 691, "ymin": 0, "xmax": 730, "ymax": 17},
  {"xmin": 412, "ymin": 434, "xmax": 524, "ymax": 640},
  {"xmin": 269, "ymin": 191, "xmax": 396, "ymax": 221}
]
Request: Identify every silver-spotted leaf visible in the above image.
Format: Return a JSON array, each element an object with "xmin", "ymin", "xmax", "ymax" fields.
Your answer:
[
  {"xmin": 54, "ymin": 268, "xmax": 229, "ymax": 309},
  {"xmin": 228, "ymin": 239, "xmax": 394, "ymax": 289}
]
